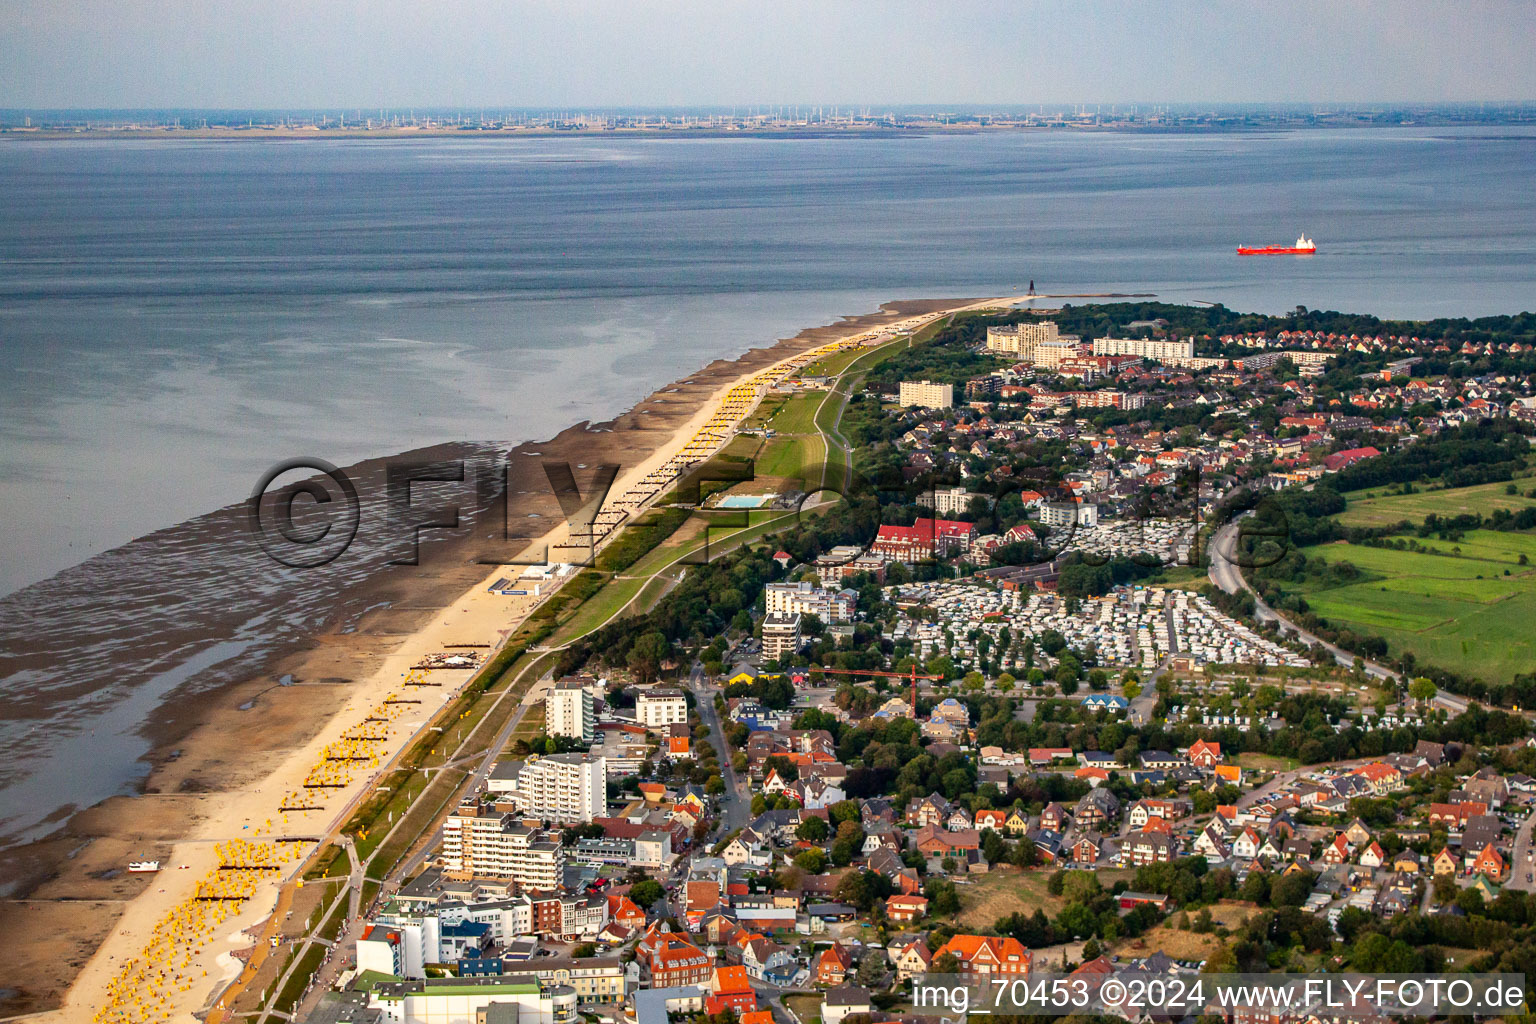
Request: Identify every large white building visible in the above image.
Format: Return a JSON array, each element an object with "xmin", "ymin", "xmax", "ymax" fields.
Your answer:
[
  {"xmin": 928, "ymin": 486, "xmax": 992, "ymax": 517},
  {"xmin": 764, "ymin": 580, "xmax": 857, "ymax": 624},
  {"xmin": 636, "ymin": 689, "xmax": 688, "ymax": 730},
  {"xmin": 898, "ymin": 380, "xmax": 954, "ymax": 409},
  {"xmin": 546, "ymin": 679, "xmax": 596, "ymax": 744},
  {"xmin": 370, "ymin": 975, "xmax": 581, "ymax": 1024},
  {"xmin": 1039, "ymin": 501, "xmax": 1100, "ymax": 529},
  {"xmin": 1091, "ymin": 336, "xmax": 1195, "ymax": 362},
  {"xmin": 986, "ymin": 320, "xmax": 1061, "ymax": 358},
  {"xmin": 440, "ymin": 803, "xmax": 568, "ymax": 888},
  {"xmin": 493, "ymin": 753, "xmax": 607, "ymax": 823},
  {"xmin": 761, "ymin": 612, "xmax": 803, "ymax": 661},
  {"xmin": 1033, "ymin": 338, "xmax": 1084, "ymax": 369}
]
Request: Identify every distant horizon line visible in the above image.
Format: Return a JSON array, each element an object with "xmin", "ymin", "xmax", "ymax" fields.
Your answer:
[{"xmin": 5, "ymin": 100, "xmax": 1536, "ymax": 114}]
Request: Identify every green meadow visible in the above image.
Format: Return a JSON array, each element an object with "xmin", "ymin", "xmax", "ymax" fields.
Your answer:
[
  {"xmin": 1290, "ymin": 531, "xmax": 1536, "ymax": 683},
  {"xmin": 1336, "ymin": 479, "xmax": 1536, "ymax": 528}
]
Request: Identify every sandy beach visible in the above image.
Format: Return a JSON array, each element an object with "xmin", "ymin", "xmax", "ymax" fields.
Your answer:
[{"xmin": 1, "ymin": 295, "xmax": 1017, "ymax": 1021}]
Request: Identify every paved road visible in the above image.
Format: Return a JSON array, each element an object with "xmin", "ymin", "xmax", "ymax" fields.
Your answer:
[
  {"xmin": 1506, "ymin": 809, "xmax": 1536, "ymax": 892},
  {"xmin": 1207, "ymin": 520, "xmax": 1403, "ymax": 685},
  {"xmin": 691, "ymin": 660, "xmax": 750, "ymax": 833}
]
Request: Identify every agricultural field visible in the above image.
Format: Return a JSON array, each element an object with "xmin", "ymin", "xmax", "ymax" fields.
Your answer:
[
  {"xmin": 1337, "ymin": 479, "xmax": 1536, "ymax": 528},
  {"xmin": 1290, "ymin": 532, "xmax": 1536, "ymax": 683}
]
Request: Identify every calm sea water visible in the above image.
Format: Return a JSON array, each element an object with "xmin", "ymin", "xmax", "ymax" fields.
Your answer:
[
  {"xmin": 0, "ymin": 127, "xmax": 1534, "ymax": 851},
  {"xmin": 3, "ymin": 128, "xmax": 1535, "ymax": 596}
]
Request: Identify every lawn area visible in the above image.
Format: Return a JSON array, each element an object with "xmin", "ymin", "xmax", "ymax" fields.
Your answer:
[
  {"xmin": 1234, "ymin": 752, "xmax": 1299, "ymax": 771},
  {"xmin": 1153, "ymin": 565, "xmax": 1209, "ymax": 590},
  {"xmin": 802, "ymin": 344, "xmax": 881, "ymax": 378},
  {"xmin": 1291, "ymin": 536, "xmax": 1536, "ymax": 683},
  {"xmin": 1337, "ymin": 480, "xmax": 1536, "ymax": 528},
  {"xmin": 1110, "ymin": 901, "xmax": 1255, "ymax": 960},
  {"xmin": 756, "ymin": 433, "xmax": 819, "ymax": 480},
  {"xmin": 784, "ymin": 994, "xmax": 823, "ymax": 1024},
  {"xmin": 953, "ymin": 868, "xmax": 1134, "ymax": 931},
  {"xmin": 768, "ymin": 392, "xmax": 826, "ymax": 435}
]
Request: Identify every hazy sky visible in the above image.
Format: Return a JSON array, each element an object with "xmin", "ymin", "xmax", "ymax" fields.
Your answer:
[{"xmin": 3, "ymin": 0, "xmax": 1534, "ymax": 109}]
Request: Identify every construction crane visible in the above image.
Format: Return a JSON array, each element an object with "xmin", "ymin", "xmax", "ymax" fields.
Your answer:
[{"xmin": 811, "ymin": 665, "xmax": 944, "ymax": 717}]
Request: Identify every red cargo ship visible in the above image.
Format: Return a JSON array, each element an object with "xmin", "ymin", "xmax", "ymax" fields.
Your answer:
[{"xmin": 1238, "ymin": 234, "xmax": 1316, "ymax": 255}]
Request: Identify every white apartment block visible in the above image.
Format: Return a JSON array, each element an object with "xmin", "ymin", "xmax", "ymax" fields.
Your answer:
[
  {"xmin": 986, "ymin": 320, "xmax": 1060, "ymax": 358},
  {"xmin": 546, "ymin": 679, "xmax": 596, "ymax": 744},
  {"xmin": 1091, "ymin": 336, "xmax": 1195, "ymax": 362},
  {"xmin": 502, "ymin": 753, "xmax": 607, "ymax": 823},
  {"xmin": 928, "ymin": 486, "xmax": 992, "ymax": 516},
  {"xmin": 898, "ymin": 380, "xmax": 954, "ymax": 408},
  {"xmin": 636, "ymin": 689, "xmax": 688, "ymax": 730},
  {"xmin": 1039, "ymin": 501, "xmax": 1100, "ymax": 528},
  {"xmin": 1033, "ymin": 338, "xmax": 1084, "ymax": 369},
  {"xmin": 764, "ymin": 580, "xmax": 857, "ymax": 623},
  {"xmin": 761, "ymin": 612, "xmax": 803, "ymax": 661},
  {"xmin": 440, "ymin": 804, "xmax": 567, "ymax": 889}
]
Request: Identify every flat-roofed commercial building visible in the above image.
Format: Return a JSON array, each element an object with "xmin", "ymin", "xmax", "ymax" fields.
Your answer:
[
  {"xmin": 370, "ymin": 975, "xmax": 582, "ymax": 1024},
  {"xmin": 764, "ymin": 580, "xmax": 856, "ymax": 623},
  {"xmin": 986, "ymin": 320, "xmax": 1061, "ymax": 359}
]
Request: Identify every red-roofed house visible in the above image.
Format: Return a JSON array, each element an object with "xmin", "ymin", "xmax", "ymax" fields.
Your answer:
[
  {"xmin": 1324, "ymin": 446, "xmax": 1381, "ymax": 472},
  {"xmin": 608, "ymin": 893, "xmax": 646, "ymax": 931},
  {"xmin": 647, "ymin": 933, "xmax": 712, "ymax": 986},
  {"xmin": 935, "ymin": 934, "xmax": 1032, "ymax": 977},
  {"xmin": 1474, "ymin": 845, "xmax": 1509, "ymax": 883},
  {"xmin": 886, "ymin": 893, "xmax": 929, "ymax": 923},
  {"xmin": 707, "ymin": 966, "xmax": 759, "ymax": 1014},
  {"xmin": 1187, "ymin": 739, "xmax": 1221, "ymax": 768},
  {"xmin": 870, "ymin": 519, "xmax": 976, "ymax": 563},
  {"xmin": 814, "ymin": 943, "xmax": 852, "ymax": 986}
]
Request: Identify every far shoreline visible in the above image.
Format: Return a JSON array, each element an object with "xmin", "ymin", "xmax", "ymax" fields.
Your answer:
[{"xmin": 0, "ymin": 122, "xmax": 1498, "ymax": 143}]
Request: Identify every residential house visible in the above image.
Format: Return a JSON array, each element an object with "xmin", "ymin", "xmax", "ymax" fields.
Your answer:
[
  {"xmin": 1187, "ymin": 739, "xmax": 1222, "ymax": 768},
  {"xmin": 886, "ymin": 894, "xmax": 929, "ymax": 923},
  {"xmin": 891, "ymin": 939, "xmax": 932, "ymax": 981},
  {"xmin": 974, "ymin": 809, "xmax": 1009, "ymax": 832},
  {"xmin": 906, "ymin": 793, "xmax": 953, "ymax": 828},
  {"xmin": 822, "ymin": 987, "xmax": 874, "ymax": 1024},
  {"xmin": 814, "ymin": 943, "xmax": 852, "ymax": 987},
  {"xmin": 1121, "ymin": 831, "xmax": 1175, "ymax": 866},
  {"xmin": 934, "ymin": 934, "xmax": 1033, "ymax": 978},
  {"xmin": 1075, "ymin": 787, "xmax": 1121, "ymax": 830}
]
